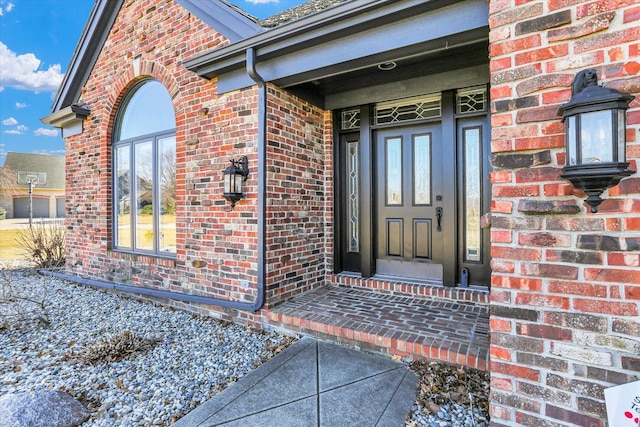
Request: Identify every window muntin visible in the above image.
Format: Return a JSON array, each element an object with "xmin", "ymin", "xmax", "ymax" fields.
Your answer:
[{"xmin": 113, "ymin": 80, "xmax": 176, "ymax": 256}]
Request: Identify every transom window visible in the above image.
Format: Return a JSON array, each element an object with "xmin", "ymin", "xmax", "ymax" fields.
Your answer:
[{"xmin": 113, "ymin": 79, "xmax": 176, "ymax": 255}]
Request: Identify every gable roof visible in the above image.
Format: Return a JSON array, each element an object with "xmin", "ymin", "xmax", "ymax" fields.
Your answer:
[
  {"xmin": 258, "ymin": 0, "xmax": 348, "ymax": 27},
  {"xmin": 1, "ymin": 153, "xmax": 65, "ymax": 190},
  {"xmin": 45, "ymin": 0, "xmax": 262, "ymax": 118}
]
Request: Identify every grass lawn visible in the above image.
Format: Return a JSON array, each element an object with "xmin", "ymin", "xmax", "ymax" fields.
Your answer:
[{"xmin": 0, "ymin": 229, "xmax": 27, "ymax": 260}]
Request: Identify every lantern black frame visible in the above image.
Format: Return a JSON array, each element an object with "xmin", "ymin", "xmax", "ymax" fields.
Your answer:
[
  {"xmin": 223, "ymin": 156, "xmax": 249, "ymax": 209},
  {"xmin": 558, "ymin": 69, "xmax": 635, "ymax": 213}
]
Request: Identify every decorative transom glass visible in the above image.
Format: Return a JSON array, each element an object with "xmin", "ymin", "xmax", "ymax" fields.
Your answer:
[
  {"xmin": 348, "ymin": 141, "xmax": 359, "ymax": 252},
  {"xmin": 341, "ymin": 108, "xmax": 361, "ymax": 130},
  {"xmin": 456, "ymin": 86, "xmax": 487, "ymax": 114},
  {"xmin": 375, "ymin": 94, "xmax": 441, "ymax": 125}
]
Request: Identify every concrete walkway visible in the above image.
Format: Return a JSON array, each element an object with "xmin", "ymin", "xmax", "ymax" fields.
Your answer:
[{"xmin": 173, "ymin": 337, "xmax": 418, "ymax": 426}]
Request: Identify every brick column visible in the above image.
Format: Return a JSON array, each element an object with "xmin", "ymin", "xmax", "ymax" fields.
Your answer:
[{"xmin": 488, "ymin": 1, "xmax": 640, "ymax": 425}]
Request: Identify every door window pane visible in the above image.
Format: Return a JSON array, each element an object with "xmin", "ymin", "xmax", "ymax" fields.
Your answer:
[
  {"xmin": 464, "ymin": 127, "xmax": 481, "ymax": 262},
  {"xmin": 386, "ymin": 137, "xmax": 402, "ymax": 205},
  {"xmin": 413, "ymin": 134, "xmax": 431, "ymax": 205},
  {"xmin": 159, "ymin": 136, "xmax": 176, "ymax": 253},
  {"xmin": 115, "ymin": 145, "xmax": 131, "ymax": 248}
]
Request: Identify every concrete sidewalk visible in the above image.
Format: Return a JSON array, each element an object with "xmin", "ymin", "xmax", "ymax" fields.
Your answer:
[{"xmin": 173, "ymin": 337, "xmax": 417, "ymax": 426}]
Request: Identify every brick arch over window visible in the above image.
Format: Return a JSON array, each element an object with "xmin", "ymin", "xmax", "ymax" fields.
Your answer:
[{"xmin": 105, "ymin": 60, "xmax": 184, "ymax": 136}]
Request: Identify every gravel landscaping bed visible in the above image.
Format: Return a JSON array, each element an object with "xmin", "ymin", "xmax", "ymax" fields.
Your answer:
[
  {"xmin": 407, "ymin": 360, "xmax": 490, "ymax": 426},
  {"xmin": 1, "ymin": 263, "xmax": 489, "ymax": 426},
  {"xmin": 0, "ymin": 266, "xmax": 295, "ymax": 426}
]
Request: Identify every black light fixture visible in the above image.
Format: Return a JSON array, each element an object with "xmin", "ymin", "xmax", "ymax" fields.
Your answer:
[
  {"xmin": 223, "ymin": 156, "xmax": 249, "ymax": 209},
  {"xmin": 558, "ymin": 69, "xmax": 635, "ymax": 213}
]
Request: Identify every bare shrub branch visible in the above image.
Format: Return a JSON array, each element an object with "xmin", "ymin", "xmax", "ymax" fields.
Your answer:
[
  {"xmin": 17, "ymin": 219, "xmax": 66, "ymax": 268},
  {"xmin": 67, "ymin": 331, "xmax": 162, "ymax": 364},
  {"xmin": 0, "ymin": 266, "xmax": 50, "ymax": 329}
]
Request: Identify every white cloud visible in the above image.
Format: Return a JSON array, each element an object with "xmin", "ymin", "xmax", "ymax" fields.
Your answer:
[
  {"xmin": 34, "ymin": 128, "xmax": 58, "ymax": 137},
  {"xmin": 15, "ymin": 102, "xmax": 27, "ymax": 109},
  {"xmin": 0, "ymin": 1, "xmax": 15, "ymax": 16},
  {"xmin": 0, "ymin": 41, "xmax": 64, "ymax": 93},
  {"xmin": 2, "ymin": 117, "xmax": 17, "ymax": 126},
  {"xmin": 3, "ymin": 124, "xmax": 27, "ymax": 135}
]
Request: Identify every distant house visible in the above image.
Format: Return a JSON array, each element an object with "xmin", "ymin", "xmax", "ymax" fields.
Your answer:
[{"xmin": 0, "ymin": 153, "xmax": 65, "ymax": 219}]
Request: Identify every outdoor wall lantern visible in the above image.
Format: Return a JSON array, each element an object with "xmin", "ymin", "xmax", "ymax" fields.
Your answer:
[
  {"xmin": 223, "ymin": 156, "xmax": 249, "ymax": 209},
  {"xmin": 558, "ymin": 69, "xmax": 635, "ymax": 213}
]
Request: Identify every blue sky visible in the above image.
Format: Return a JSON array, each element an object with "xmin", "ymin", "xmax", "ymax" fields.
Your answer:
[{"xmin": 0, "ymin": 0, "xmax": 306, "ymax": 165}]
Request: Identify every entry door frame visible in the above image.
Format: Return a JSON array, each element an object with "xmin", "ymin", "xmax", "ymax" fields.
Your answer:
[{"xmin": 334, "ymin": 91, "xmax": 481, "ymax": 286}]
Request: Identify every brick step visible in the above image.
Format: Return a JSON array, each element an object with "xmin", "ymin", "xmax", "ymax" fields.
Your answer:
[{"xmin": 265, "ymin": 285, "xmax": 489, "ymax": 371}]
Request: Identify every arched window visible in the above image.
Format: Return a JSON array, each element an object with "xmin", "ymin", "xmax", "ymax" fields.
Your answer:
[{"xmin": 113, "ymin": 79, "xmax": 176, "ymax": 255}]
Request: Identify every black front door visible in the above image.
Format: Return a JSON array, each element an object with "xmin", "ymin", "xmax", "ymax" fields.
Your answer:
[
  {"xmin": 335, "ymin": 89, "xmax": 491, "ymax": 287},
  {"xmin": 375, "ymin": 124, "xmax": 446, "ymax": 281}
]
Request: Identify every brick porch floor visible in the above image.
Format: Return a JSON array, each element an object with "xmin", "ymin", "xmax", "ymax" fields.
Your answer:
[{"xmin": 264, "ymin": 285, "xmax": 490, "ymax": 371}]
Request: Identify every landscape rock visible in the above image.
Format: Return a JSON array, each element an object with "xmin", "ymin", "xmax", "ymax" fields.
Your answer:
[{"xmin": 0, "ymin": 390, "xmax": 89, "ymax": 427}]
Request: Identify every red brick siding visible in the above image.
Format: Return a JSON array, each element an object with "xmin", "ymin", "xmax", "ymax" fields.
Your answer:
[
  {"xmin": 262, "ymin": 86, "xmax": 329, "ymax": 308},
  {"xmin": 489, "ymin": 0, "xmax": 640, "ymax": 425},
  {"xmin": 64, "ymin": 0, "xmax": 333, "ymax": 325}
]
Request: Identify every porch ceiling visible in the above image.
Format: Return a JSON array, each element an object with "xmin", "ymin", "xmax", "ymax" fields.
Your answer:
[
  {"xmin": 185, "ymin": 0, "xmax": 489, "ymax": 108},
  {"xmin": 284, "ymin": 38, "xmax": 489, "ymax": 108}
]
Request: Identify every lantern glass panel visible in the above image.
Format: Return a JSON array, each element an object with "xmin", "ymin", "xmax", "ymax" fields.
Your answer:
[
  {"xmin": 234, "ymin": 173, "xmax": 243, "ymax": 194},
  {"xmin": 224, "ymin": 167, "xmax": 233, "ymax": 193},
  {"xmin": 618, "ymin": 109, "xmax": 627, "ymax": 163},
  {"xmin": 567, "ymin": 115, "xmax": 577, "ymax": 166},
  {"xmin": 580, "ymin": 110, "xmax": 613, "ymax": 164}
]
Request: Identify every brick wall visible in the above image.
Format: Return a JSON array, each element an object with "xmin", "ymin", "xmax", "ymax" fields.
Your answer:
[
  {"xmin": 488, "ymin": 0, "xmax": 640, "ymax": 425},
  {"xmin": 63, "ymin": 0, "xmax": 330, "ymax": 324},
  {"xmin": 261, "ymin": 86, "xmax": 329, "ymax": 308}
]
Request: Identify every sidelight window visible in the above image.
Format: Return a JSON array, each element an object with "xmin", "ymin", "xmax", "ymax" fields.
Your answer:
[
  {"xmin": 113, "ymin": 80, "xmax": 176, "ymax": 255},
  {"xmin": 462, "ymin": 126, "xmax": 482, "ymax": 262}
]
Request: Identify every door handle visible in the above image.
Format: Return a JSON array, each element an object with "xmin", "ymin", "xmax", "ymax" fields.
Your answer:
[{"xmin": 436, "ymin": 207, "xmax": 443, "ymax": 232}]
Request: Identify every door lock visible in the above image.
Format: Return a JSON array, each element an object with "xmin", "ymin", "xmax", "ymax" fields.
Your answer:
[{"xmin": 436, "ymin": 207, "xmax": 443, "ymax": 232}]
